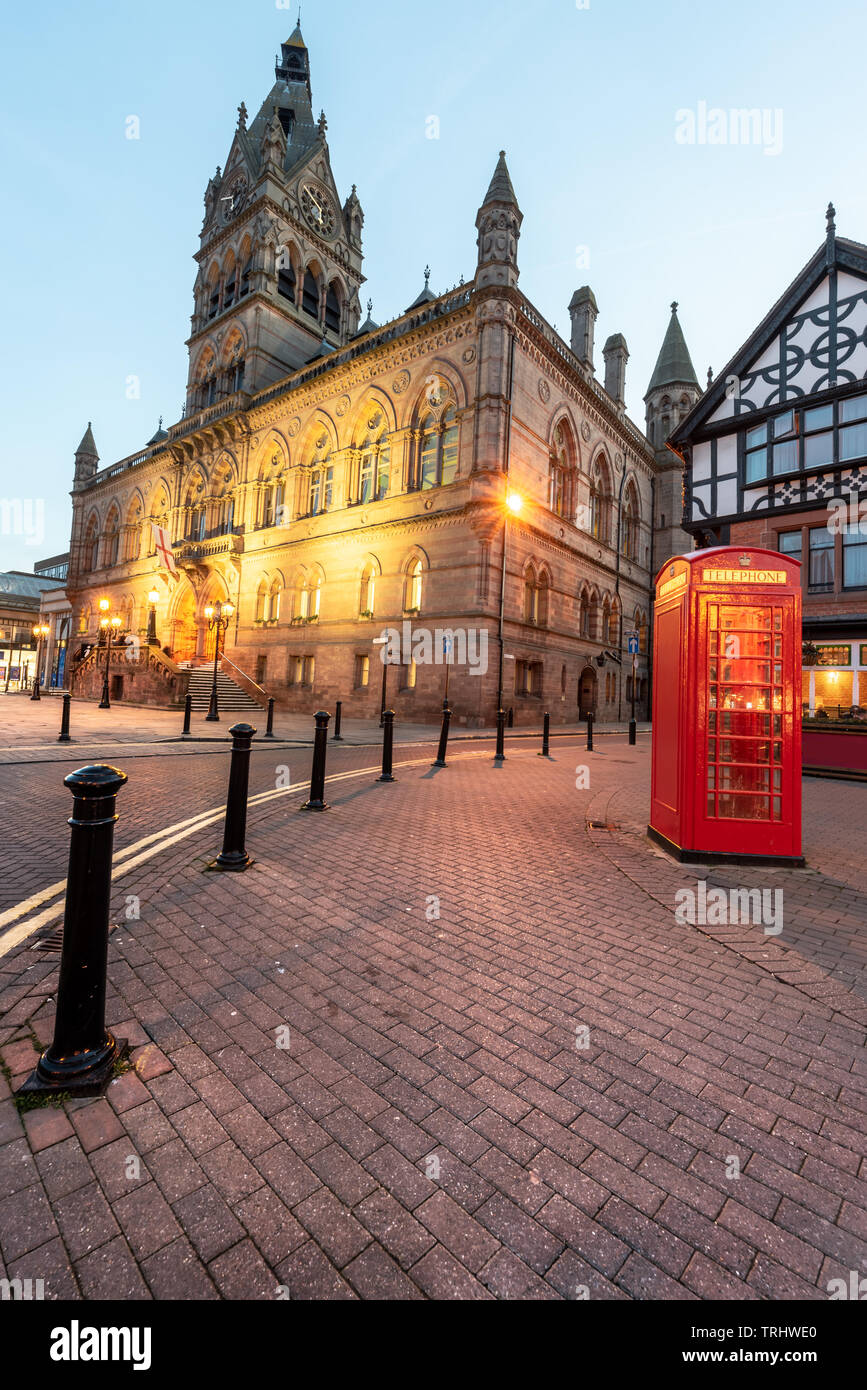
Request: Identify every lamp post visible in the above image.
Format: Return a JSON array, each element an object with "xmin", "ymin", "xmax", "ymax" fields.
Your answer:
[
  {"xmin": 30, "ymin": 624, "xmax": 50, "ymax": 701},
  {"xmin": 373, "ymin": 636, "xmax": 390, "ymax": 726},
  {"xmin": 204, "ymin": 601, "xmax": 235, "ymax": 723},
  {"xmin": 496, "ymin": 490, "xmax": 524, "ymax": 716},
  {"xmin": 147, "ymin": 589, "xmax": 160, "ymax": 647},
  {"xmin": 98, "ymin": 601, "xmax": 122, "ymax": 710}
]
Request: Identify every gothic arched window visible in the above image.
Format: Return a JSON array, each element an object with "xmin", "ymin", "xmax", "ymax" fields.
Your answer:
[
  {"xmin": 302, "ymin": 268, "xmax": 320, "ymax": 319},
  {"xmin": 360, "ymin": 564, "xmax": 376, "ymax": 618},
  {"xmin": 325, "ymin": 281, "xmax": 341, "ymax": 334},
  {"xmin": 405, "ymin": 559, "xmax": 423, "ymax": 613},
  {"xmin": 356, "ymin": 417, "xmax": 391, "ymax": 504},
  {"xmin": 621, "ymin": 482, "xmax": 639, "ymax": 561},
  {"xmin": 590, "ymin": 456, "xmax": 612, "ymax": 545},
  {"xmin": 83, "ymin": 516, "xmax": 99, "ymax": 572},
  {"xmin": 278, "ymin": 249, "xmax": 296, "ymax": 303},
  {"xmin": 103, "ymin": 508, "xmax": 120, "ymax": 568}
]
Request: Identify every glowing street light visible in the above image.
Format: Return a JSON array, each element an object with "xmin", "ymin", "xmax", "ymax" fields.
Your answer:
[
  {"xmin": 30, "ymin": 623, "xmax": 50, "ymax": 701},
  {"xmin": 98, "ymin": 603, "xmax": 123, "ymax": 710}
]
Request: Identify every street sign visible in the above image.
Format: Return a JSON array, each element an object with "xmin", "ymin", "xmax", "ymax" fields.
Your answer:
[{"xmin": 627, "ymin": 633, "xmax": 640, "ymax": 655}]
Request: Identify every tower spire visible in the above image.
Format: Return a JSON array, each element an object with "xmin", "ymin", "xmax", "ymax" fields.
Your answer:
[{"xmin": 476, "ymin": 150, "xmax": 523, "ymax": 291}]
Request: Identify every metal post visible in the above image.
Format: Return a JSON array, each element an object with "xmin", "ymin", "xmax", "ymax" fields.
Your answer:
[
  {"xmin": 206, "ymin": 625, "xmax": 221, "ymax": 723},
  {"xmin": 587, "ymin": 712, "xmax": 594, "ymax": 753},
  {"xmin": 58, "ymin": 692, "xmax": 72, "ymax": 744},
  {"xmin": 380, "ymin": 660, "xmax": 388, "ymax": 728},
  {"xmin": 433, "ymin": 702, "xmax": 451, "ymax": 769},
  {"xmin": 30, "ymin": 637, "xmax": 43, "ymax": 700},
  {"xmin": 540, "ymin": 712, "xmax": 550, "ymax": 758},
  {"xmin": 333, "ymin": 701, "xmax": 343, "ymax": 742},
  {"xmin": 508, "ymin": 707, "xmax": 514, "ymax": 729},
  {"xmin": 302, "ymin": 711, "xmax": 331, "ymax": 811},
  {"xmin": 98, "ymin": 628, "xmax": 112, "ymax": 710},
  {"xmin": 629, "ymin": 652, "xmax": 637, "ymax": 746},
  {"xmin": 265, "ymin": 698, "xmax": 276, "ymax": 740},
  {"xmin": 18, "ymin": 766, "xmax": 129, "ymax": 1097},
  {"xmin": 212, "ymin": 724, "xmax": 256, "ymax": 872},
  {"xmin": 182, "ymin": 693, "xmax": 193, "ymax": 739},
  {"xmin": 379, "ymin": 710, "xmax": 396, "ymax": 783},
  {"xmin": 494, "ymin": 709, "xmax": 506, "ymax": 764}
]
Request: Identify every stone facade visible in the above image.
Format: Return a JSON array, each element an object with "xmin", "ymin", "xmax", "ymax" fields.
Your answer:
[{"xmin": 65, "ymin": 27, "xmax": 677, "ymax": 727}]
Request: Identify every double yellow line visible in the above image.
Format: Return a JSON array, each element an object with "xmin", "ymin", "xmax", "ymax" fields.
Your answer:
[{"xmin": 0, "ymin": 749, "xmax": 500, "ymax": 961}]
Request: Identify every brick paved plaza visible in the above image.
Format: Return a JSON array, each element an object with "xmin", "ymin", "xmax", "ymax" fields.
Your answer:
[{"xmin": 0, "ymin": 699, "xmax": 865, "ymax": 1301}]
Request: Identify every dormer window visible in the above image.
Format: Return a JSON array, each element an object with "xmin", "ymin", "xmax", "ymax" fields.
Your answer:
[{"xmin": 278, "ymin": 108, "xmax": 296, "ymax": 140}]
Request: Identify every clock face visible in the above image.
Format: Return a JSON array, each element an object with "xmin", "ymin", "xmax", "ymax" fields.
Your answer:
[
  {"xmin": 300, "ymin": 182, "xmax": 337, "ymax": 238},
  {"xmin": 221, "ymin": 177, "xmax": 248, "ymax": 223}
]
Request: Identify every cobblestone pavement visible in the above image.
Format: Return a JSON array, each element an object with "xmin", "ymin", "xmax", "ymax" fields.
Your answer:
[{"xmin": 0, "ymin": 739, "xmax": 865, "ymax": 1300}]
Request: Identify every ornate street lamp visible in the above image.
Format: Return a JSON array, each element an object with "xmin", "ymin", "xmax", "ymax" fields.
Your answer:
[
  {"xmin": 147, "ymin": 589, "xmax": 161, "ymax": 646},
  {"xmin": 98, "ymin": 601, "xmax": 123, "ymax": 710},
  {"xmin": 30, "ymin": 623, "xmax": 50, "ymax": 701},
  {"xmin": 204, "ymin": 601, "xmax": 235, "ymax": 722},
  {"xmin": 496, "ymin": 490, "xmax": 524, "ymax": 716}
]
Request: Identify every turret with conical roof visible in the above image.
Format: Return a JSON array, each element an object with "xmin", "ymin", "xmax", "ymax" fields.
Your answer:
[
  {"xmin": 73, "ymin": 422, "xmax": 99, "ymax": 489},
  {"xmin": 644, "ymin": 302, "xmax": 701, "ymax": 448},
  {"xmin": 475, "ymin": 151, "xmax": 523, "ymax": 291},
  {"xmin": 644, "ymin": 304, "xmax": 701, "ymax": 563}
]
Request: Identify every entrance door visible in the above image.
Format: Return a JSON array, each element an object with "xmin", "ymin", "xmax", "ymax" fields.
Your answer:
[
  {"xmin": 171, "ymin": 585, "xmax": 199, "ymax": 664},
  {"xmin": 578, "ymin": 666, "xmax": 598, "ymax": 717}
]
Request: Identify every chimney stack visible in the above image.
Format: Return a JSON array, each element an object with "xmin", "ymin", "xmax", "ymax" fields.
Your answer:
[
  {"xmin": 603, "ymin": 334, "xmax": 629, "ymax": 408},
  {"xmin": 569, "ymin": 287, "xmax": 598, "ymax": 370}
]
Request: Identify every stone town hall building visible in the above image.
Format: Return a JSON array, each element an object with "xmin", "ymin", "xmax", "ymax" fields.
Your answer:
[{"xmin": 67, "ymin": 26, "xmax": 699, "ymax": 725}]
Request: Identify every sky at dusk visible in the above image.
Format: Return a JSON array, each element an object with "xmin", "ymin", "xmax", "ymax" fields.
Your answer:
[{"xmin": 2, "ymin": 0, "xmax": 865, "ymax": 569}]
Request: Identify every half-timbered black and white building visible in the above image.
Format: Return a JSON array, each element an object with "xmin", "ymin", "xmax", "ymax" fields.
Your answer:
[{"xmin": 672, "ymin": 207, "xmax": 867, "ymax": 716}]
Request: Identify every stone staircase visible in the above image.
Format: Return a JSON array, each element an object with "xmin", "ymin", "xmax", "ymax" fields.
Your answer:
[{"xmin": 186, "ymin": 666, "xmax": 264, "ymax": 714}]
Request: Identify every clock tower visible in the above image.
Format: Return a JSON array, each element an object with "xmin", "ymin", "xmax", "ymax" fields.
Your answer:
[{"xmin": 186, "ymin": 24, "xmax": 365, "ymax": 411}]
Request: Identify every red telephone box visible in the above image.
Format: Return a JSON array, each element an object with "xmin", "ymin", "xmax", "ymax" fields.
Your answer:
[{"xmin": 649, "ymin": 547, "xmax": 804, "ymax": 866}]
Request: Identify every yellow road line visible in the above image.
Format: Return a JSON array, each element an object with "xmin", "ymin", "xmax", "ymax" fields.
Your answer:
[{"xmin": 0, "ymin": 748, "xmax": 507, "ymax": 959}]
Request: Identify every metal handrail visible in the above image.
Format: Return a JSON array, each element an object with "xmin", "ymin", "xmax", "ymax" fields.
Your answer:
[{"xmin": 220, "ymin": 654, "xmax": 270, "ymax": 701}]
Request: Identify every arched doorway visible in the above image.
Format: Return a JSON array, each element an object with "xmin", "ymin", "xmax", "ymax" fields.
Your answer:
[
  {"xmin": 578, "ymin": 665, "xmax": 598, "ymax": 718},
  {"xmin": 170, "ymin": 582, "xmax": 199, "ymax": 664}
]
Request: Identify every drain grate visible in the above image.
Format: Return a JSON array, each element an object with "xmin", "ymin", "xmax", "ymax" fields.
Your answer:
[
  {"xmin": 588, "ymin": 821, "xmax": 620, "ymax": 831},
  {"xmin": 32, "ymin": 923, "xmax": 120, "ymax": 954}
]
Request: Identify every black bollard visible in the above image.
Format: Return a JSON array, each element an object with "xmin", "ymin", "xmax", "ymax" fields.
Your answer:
[
  {"xmin": 333, "ymin": 701, "xmax": 343, "ymax": 742},
  {"xmin": 211, "ymin": 724, "xmax": 256, "ymax": 872},
  {"xmin": 302, "ymin": 711, "xmax": 331, "ymax": 811},
  {"xmin": 507, "ymin": 707, "xmax": 514, "ymax": 729},
  {"xmin": 18, "ymin": 766, "xmax": 129, "ymax": 1098},
  {"xmin": 265, "ymin": 698, "xmax": 276, "ymax": 740},
  {"xmin": 586, "ymin": 712, "xmax": 594, "ymax": 752},
  {"xmin": 182, "ymin": 694, "xmax": 193, "ymax": 739},
  {"xmin": 378, "ymin": 710, "xmax": 396, "ymax": 783},
  {"xmin": 629, "ymin": 719, "xmax": 637, "ymax": 747},
  {"xmin": 433, "ymin": 702, "xmax": 451, "ymax": 769},
  {"xmin": 540, "ymin": 712, "xmax": 551, "ymax": 758},
  {"xmin": 57, "ymin": 692, "xmax": 72, "ymax": 744},
  {"xmin": 494, "ymin": 709, "xmax": 506, "ymax": 764}
]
